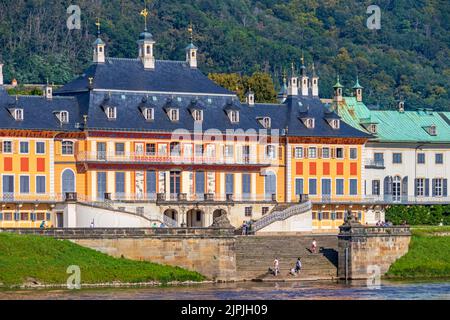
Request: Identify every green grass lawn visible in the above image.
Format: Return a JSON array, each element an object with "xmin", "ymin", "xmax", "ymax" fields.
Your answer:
[
  {"xmin": 0, "ymin": 233, "xmax": 205, "ymax": 287},
  {"xmin": 386, "ymin": 226, "xmax": 450, "ymax": 279}
]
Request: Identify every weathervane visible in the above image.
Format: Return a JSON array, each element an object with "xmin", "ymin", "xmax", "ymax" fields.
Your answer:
[{"xmin": 140, "ymin": 1, "xmax": 150, "ymax": 32}]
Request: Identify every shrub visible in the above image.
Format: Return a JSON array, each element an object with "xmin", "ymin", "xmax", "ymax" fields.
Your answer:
[{"xmin": 386, "ymin": 205, "xmax": 450, "ymax": 226}]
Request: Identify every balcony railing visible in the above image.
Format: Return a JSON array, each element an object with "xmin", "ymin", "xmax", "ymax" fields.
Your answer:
[
  {"xmin": 0, "ymin": 193, "xmax": 64, "ymax": 203},
  {"xmin": 364, "ymin": 159, "xmax": 385, "ymax": 168},
  {"xmin": 309, "ymin": 194, "xmax": 450, "ymax": 205},
  {"xmin": 76, "ymin": 152, "xmax": 270, "ymax": 166}
]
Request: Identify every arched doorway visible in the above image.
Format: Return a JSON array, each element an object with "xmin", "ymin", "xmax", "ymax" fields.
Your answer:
[
  {"xmin": 265, "ymin": 172, "xmax": 277, "ymax": 200},
  {"xmin": 62, "ymin": 169, "xmax": 75, "ymax": 194},
  {"xmin": 187, "ymin": 209, "xmax": 204, "ymax": 228},
  {"xmin": 163, "ymin": 209, "xmax": 178, "ymax": 227}
]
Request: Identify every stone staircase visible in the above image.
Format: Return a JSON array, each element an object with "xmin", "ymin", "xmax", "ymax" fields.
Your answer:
[{"xmin": 235, "ymin": 235, "xmax": 338, "ymax": 281}]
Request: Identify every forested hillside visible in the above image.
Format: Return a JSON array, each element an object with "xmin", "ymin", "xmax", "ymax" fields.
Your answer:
[{"xmin": 0, "ymin": 0, "xmax": 448, "ymax": 110}]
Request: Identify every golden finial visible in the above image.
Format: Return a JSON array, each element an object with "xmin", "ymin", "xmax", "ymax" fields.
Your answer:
[
  {"xmin": 95, "ymin": 17, "xmax": 101, "ymax": 36},
  {"xmin": 140, "ymin": 1, "xmax": 150, "ymax": 31},
  {"xmin": 188, "ymin": 22, "xmax": 194, "ymax": 43}
]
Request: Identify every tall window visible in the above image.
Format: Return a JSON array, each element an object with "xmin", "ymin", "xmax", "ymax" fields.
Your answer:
[
  {"xmin": 294, "ymin": 147, "xmax": 303, "ymax": 159},
  {"xmin": 372, "ymin": 180, "xmax": 380, "ymax": 196},
  {"xmin": 62, "ymin": 169, "xmax": 75, "ymax": 194},
  {"xmin": 265, "ymin": 172, "xmax": 276, "ymax": 200},
  {"xmin": 97, "ymin": 172, "xmax": 107, "ymax": 200},
  {"xmin": 170, "ymin": 171, "xmax": 181, "ymax": 195},
  {"xmin": 393, "ymin": 153, "xmax": 402, "ymax": 164},
  {"xmin": 229, "ymin": 111, "xmax": 239, "ymax": 123},
  {"xmin": 2, "ymin": 141, "xmax": 12, "ymax": 153},
  {"xmin": 36, "ymin": 142, "xmax": 46, "ymax": 155},
  {"xmin": 115, "ymin": 143, "xmax": 125, "ymax": 156},
  {"xmin": 242, "ymin": 174, "xmax": 251, "ymax": 200},
  {"xmin": 374, "ymin": 153, "xmax": 384, "ymax": 165},
  {"xmin": 146, "ymin": 143, "xmax": 156, "ymax": 156},
  {"xmin": 170, "ymin": 142, "xmax": 181, "ymax": 156},
  {"xmin": 336, "ymin": 179, "xmax": 344, "ymax": 196},
  {"xmin": 115, "ymin": 172, "xmax": 125, "ymax": 197},
  {"xmin": 295, "ymin": 179, "xmax": 304, "ymax": 196},
  {"xmin": 309, "ymin": 179, "xmax": 317, "ymax": 195},
  {"xmin": 146, "ymin": 171, "xmax": 156, "ymax": 196},
  {"xmin": 349, "ymin": 179, "xmax": 358, "ymax": 195},
  {"xmin": 36, "ymin": 176, "xmax": 46, "ymax": 194},
  {"xmin": 62, "ymin": 141, "xmax": 74, "ymax": 155},
  {"xmin": 350, "ymin": 148, "xmax": 358, "ymax": 160},
  {"xmin": 266, "ymin": 145, "xmax": 276, "ymax": 160},
  {"xmin": 416, "ymin": 178, "xmax": 425, "ymax": 197},
  {"xmin": 20, "ymin": 141, "xmax": 29, "ymax": 154},
  {"xmin": 322, "ymin": 147, "xmax": 330, "ymax": 159},
  {"xmin": 308, "ymin": 147, "xmax": 317, "ymax": 159},
  {"xmin": 433, "ymin": 178, "xmax": 444, "ymax": 197},
  {"xmin": 336, "ymin": 147, "xmax": 344, "ymax": 159},
  {"xmin": 195, "ymin": 172, "xmax": 205, "ymax": 196},
  {"xmin": 224, "ymin": 145, "xmax": 234, "ymax": 158},
  {"xmin": 20, "ymin": 176, "xmax": 30, "ymax": 194},
  {"xmin": 322, "ymin": 179, "xmax": 331, "ymax": 196},
  {"xmin": 225, "ymin": 174, "xmax": 234, "ymax": 195},
  {"xmin": 417, "ymin": 153, "xmax": 425, "ymax": 164}
]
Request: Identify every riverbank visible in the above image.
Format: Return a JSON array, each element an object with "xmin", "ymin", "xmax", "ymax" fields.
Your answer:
[
  {"xmin": 0, "ymin": 233, "xmax": 205, "ymax": 288},
  {"xmin": 386, "ymin": 226, "xmax": 450, "ymax": 280}
]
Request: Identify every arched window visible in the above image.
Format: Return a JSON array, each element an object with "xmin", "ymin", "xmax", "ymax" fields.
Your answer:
[
  {"xmin": 265, "ymin": 172, "xmax": 277, "ymax": 201},
  {"xmin": 62, "ymin": 169, "xmax": 75, "ymax": 194}
]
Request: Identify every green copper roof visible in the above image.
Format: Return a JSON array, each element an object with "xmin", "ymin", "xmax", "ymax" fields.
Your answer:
[
  {"xmin": 353, "ymin": 77, "xmax": 363, "ymax": 89},
  {"xmin": 337, "ymin": 97, "xmax": 450, "ymax": 143}
]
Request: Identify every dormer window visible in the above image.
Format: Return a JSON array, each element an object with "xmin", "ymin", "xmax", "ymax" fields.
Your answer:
[
  {"xmin": 192, "ymin": 110, "xmax": 203, "ymax": 122},
  {"xmin": 229, "ymin": 110, "xmax": 239, "ymax": 123},
  {"xmin": 261, "ymin": 117, "xmax": 271, "ymax": 129},
  {"xmin": 168, "ymin": 109, "xmax": 179, "ymax": 122},
  {"xmin": 56, "ymin": 111, "xmax": 69, "ymax": 124},
  {"xmin": 330, "ymin": 119, "xmax": 340, "ymax": 129},
  {"xmin": 368, "ymin": 124, "xmax": 378, "ymax": 134},
  {"xmin": 303, "ymin": 118, "xmax": 315, "ymax": 129},
  {"xmin": 142, "ymin": 108, "xmax": 154, "ymax": 121},
  {"xmin": 12, "ymin": 108, "xmax": 24, "ymax": 121},
  {"xmin": 427, "ymin": 125, "xmax": 437, "ymax": 136},
  {"xmin": 105, "ymin": 107, "xmax": 117, "ymax": 120}
]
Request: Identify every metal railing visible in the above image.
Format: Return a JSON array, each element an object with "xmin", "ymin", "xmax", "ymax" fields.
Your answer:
[
  {"xmin": 252, "ymin": 201, "xmax": 312, "ymax": 232},
  {"xmin": 364, "ymin": 159, "xmax": 385, "ymax": 168},
  {"xmin": 310, "ymin": 195, "xmax": 450, "ymax": 205},
  {"xmin": 76, "ymin": 151, "xmax": 268, "ymax": 165},
  {"xmin": 0, "ymin": 193, "xmax": 64, "ymax": 203}
]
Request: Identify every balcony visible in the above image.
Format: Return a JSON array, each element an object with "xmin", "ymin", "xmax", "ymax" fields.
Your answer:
[
  {"xmin": 76, "ymin": 152, "xmax": 271, "ymax": 171},
  {"xmin": 309, "ymin": 195, "xmax": 450, "ymax": 205},
  {"xmin": 0, "ymin": 193, "xmax": 64, "ymax": 204},
  {"xmin": 364, "ymin": 159, "xmax": 385, "ymax": 169}
]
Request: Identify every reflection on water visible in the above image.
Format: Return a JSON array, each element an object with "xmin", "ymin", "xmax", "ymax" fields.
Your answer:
[{"xmin": 1, "ymin": 280, "xmax": 449, "ymax": 300}]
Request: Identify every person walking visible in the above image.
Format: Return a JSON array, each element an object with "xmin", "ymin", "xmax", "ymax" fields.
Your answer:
[
  {"xmin": 273, "ymin": 258, "xmax": 280, "ymax": 276},
  {"xmin": 311, "ymin": 238, "xmax": 317, "ymax": 254},
  {"xmin": 242, "ymin": 221, "xmax": 247, "ymax": 236},
  {"xmin": 295, "ymin": 258, "xmax": 302, "ymax": 274}
]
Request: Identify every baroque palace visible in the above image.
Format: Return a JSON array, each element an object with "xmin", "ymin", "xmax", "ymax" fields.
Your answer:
[{"xmin": 0, "ymin": 23, "xmax": 449, "ymax": 232}]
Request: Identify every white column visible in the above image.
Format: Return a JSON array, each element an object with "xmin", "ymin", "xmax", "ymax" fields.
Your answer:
[
  {"xmin": 286, "ymin": 143, "xmax": 292, "ymax": 202},
  {"xmin": 107, "ymin": 171, "xmax": 115, "ymax": 194},
  {"xmin": 49, "ymin": 140, "xmax": 55, "ymax": 195},
  {"xmin": 91, "ymin": 171, "xmax": 97, "ymax": 200}
]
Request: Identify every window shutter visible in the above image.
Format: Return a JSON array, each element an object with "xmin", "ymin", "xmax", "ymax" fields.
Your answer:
[
  {"xmin": 343, "ymin": 148, "xmax": 347, "ymax": 159},
  {"xmin": 331, "ymin": 212, "xmax": 336, "ymax": 220},
  {"xmin": 414, "ymin": 179, "xmax": 418, "ymax": 197},
  {"xmin": 46, "ymin": 212, "xmax": 51, "ymax": 221},
  {"xmin": 0, "ymin": 141, "xmax": 2, "ymax": 154},
  {"xmin": 425, "ymin": 179, "xmax": 430, "ymax": 196},
  {"xmin": 304, "ymin": 148, "xmax": 308, "ymax": 159},
  {"xmin": 402, "ymin": 177, "xmax": 408, "ymax": 197},
  {"xmin": 331, "ymin": 148, "xmax": 336, "ymax": 159},
  {"xmin": 278, "ymin": 146, "xmax": 283, "ymax": 160},
  {"xmin": 318, "ymin": 212, "xmax": 323, "ymax": 221},
  {"xmin": 318, "ymin": 148, "xmax": 322, "ymax": 159},
  {"xmin": 13, "ymin": 141, "xmax": 18, "ymax": 154},
  {"xmin": 14, "ymin": 212, "xmax": 20, "ymax": 221},
  {"xmin": 444, "ymin": 179, "xmax": 448, "ymax": 197},
  {"xmin": 292, "ymin": 147, "xmax": 296, "ymax": 158},
  {"xmin": 432, "ymin": 179, "xmax": 436, "ymax": 197},
  {"xmin": 0, "ymin": 213, "xmax": 3, "ymax": 221}
]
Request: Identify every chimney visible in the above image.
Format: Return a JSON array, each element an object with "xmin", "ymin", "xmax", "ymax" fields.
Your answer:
[
  {"xmin": 43, "ymin": 83, "xmax": 53, "ymax": 99},
  {"xmin": 246, "ymin": 90, "xmax": 255, "ymax": 106},
  {"xmin": 399, "ymin": 101, "xmax": 405, "ymax": 113}
]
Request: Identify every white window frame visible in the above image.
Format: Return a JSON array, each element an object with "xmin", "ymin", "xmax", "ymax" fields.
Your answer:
[
  {"xmin": 331, "ymin": 119, "xmax": 340, "ymax": 129},
  {"xmin": 36, "ymin": 175, "xmax": 46, "ymax": 194},
  {"xmin": 168, "ymin": 109, "xmax": 179, "ymax": 122},
  {"xmin": 308, "ymin": 147, "xmax": 317, "ymax": 159},
  {"xmin": 416, "ymin": 178, "xmax": 425, "ymax": 197},
  {"xmin": 59, "ymin": 111, "xmax": 69, "ymax": 123},
  {"xmin": 294, "ymin": 147, "xmax": 303, "ymax": 159},
  {"xmin": 192, "ymin": 110, "xmax": 203, "ymax": 122},
  {"xmin": 106, "ymin": 107, "xmax": 117, "ymax": 119},
  {"xmin": 19, "ymin": 141, "xmax": 29, "ymax": 154},
  {"xmin": 2, "ymin": 140, "xmax": 13, "ymax": 154},
  {"xmin": 61, "ymin": 140, "xmax": 74, "ymax": 156},
  {"xmin": 14, "ymin": 109, "xmax": 24, "ymax": 121},
  {"xmin": 435, "ymin": 178, "xmax": 443, "ymax": 197},
  {"xmin": 19, "ymin": 175, "xmax": 30, "ymax": 195},
  {"xmin": 229, "ymin": 111, "xmax": 239, "ymax": 123},
  {"xmin": 262, "ymin": 117, "xmax": 271, "ymax": 129},
  {"xmin": 143, "ymin": 108, "xmax": 154, "ymax": 121},
  {"xmin": 35, "ymin": 141, "xmax": 46, "ymax": 155},
  {"xmin": 265, "ymin": 145, "xmax": 277, "ymax": 160},
  {"xmin": 322, "ymin": 147, "xmax": 330, "ymax": 159},
  {"xmin": 305, "ymin": 118, "xmax": 315, "ymax": 129},
  {"xmin": 369, "ymin": 124, "xmax": 377, "ymax": 134}
]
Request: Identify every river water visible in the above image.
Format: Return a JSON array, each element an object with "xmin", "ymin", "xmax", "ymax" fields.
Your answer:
[{"xmin": 1, "ymin": 280, "xmax": 449, "ymax": 300}]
